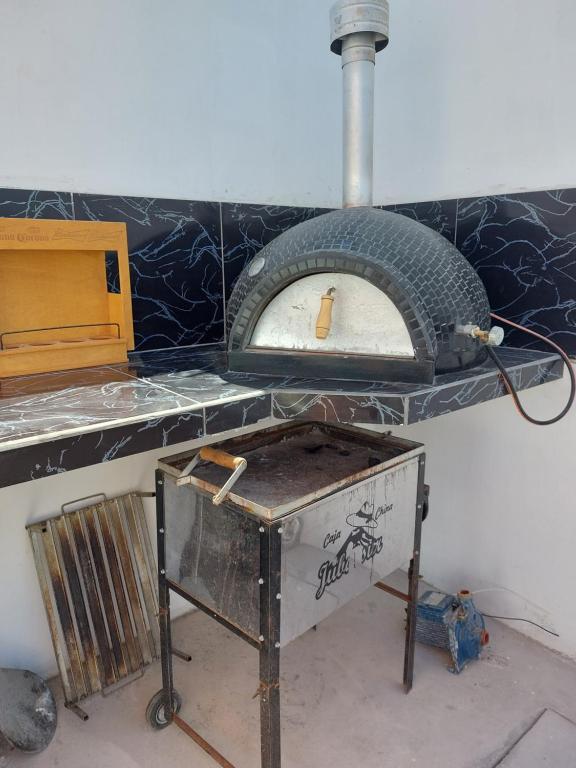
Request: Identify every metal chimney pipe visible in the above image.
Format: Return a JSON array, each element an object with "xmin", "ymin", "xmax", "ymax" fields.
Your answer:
[{"xmin": 330, "ymin": 0, "xmax": 389, "ymax": 208}]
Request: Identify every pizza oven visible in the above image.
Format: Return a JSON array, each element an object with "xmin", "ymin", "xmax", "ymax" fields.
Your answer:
[{"xmin": 227, "ymin": 0, "xmax": 502, "ymax": 385}]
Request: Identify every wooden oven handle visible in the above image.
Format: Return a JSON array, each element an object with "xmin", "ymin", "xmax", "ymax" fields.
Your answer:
[{"xmin": 316, "ymin": 288, "xmax": 335, "ymax": 339}]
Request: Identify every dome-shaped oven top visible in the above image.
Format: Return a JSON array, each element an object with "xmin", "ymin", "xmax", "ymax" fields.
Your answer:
[{"xmin": 227, "ymin": 207, "xmax": 490, "ymax": 383}]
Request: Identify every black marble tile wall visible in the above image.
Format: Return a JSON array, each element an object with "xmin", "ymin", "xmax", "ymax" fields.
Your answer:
[
  {"xmin": 204, "ymin": 395, "xmax": 272, "ymax": 434},
  {"xmin": 0, "ymin": 411, "xmax": 205, "ymax": 487},
  {"xmin": 0, "ymin": 188, "xmax": 73, "ymax": 219},
  {"xmin": 74, "ymin": 195, "xmax": 224, "ymax": 351},
  {"xmin": 1, "ymin": 185, "xmax": 575, "ymax": 356},
  {"xmin": 456, "ymin": 189, "xmax": 576, "ymax": 352},
  {"xmin": 272, "ymin": 392, "xmax": 405, "ymax": 425},
  {"xmin": 0, "ymin": 188, "xmax": 225, "ymax": 352},
  {"xmin": 380, "ymin": 198, "xmax": 457, "ymax": 242}
]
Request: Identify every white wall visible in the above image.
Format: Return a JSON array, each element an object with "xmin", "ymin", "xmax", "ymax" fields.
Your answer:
[
  {"xmin": 1, "ymin": 0, "xmax": 575, "ymax": 206},
  {"xmin": 395, "ymin": 372, "xmax": 576, "ymax": 658},
  {"xmin": 0, "ymin": 0, "xmax": 575, "ymax": 676}
]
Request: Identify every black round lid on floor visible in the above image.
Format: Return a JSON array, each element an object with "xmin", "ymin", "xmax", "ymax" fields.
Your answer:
[{"xmin": 0, "ymin": 668, "xmax": 57, "ymax": 755}]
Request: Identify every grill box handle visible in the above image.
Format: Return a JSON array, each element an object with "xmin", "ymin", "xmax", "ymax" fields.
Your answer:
[
  {"xmin": 199, "ymin": 446, "xmax": 245, "ymax": 471},
  {"xmin": 177, "ymin": 447, "xmax": 248, "ymax": 505}
]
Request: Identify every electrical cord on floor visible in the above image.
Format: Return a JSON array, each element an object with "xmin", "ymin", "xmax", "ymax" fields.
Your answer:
[
  {"xmin": 481, "ymin": 613, "xmax": 560, "ymax": 638},
  {"xmin": 486, "ymin": 312, "xmax": 576, "ymax": 425}
]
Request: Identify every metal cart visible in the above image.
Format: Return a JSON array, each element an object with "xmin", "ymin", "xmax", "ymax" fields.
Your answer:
[{"xmin": 147, "ymin": 422, "xmax": 426, "ymax": 768}]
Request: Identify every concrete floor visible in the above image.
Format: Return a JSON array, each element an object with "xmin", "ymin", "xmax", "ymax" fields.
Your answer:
[
  {"xmin": 11, "ymin": 587, "xmax": 576, "ymax": 768},
  {"xmin": 498, "ymin": 709, "xmax": 576, "ymax": 767}
]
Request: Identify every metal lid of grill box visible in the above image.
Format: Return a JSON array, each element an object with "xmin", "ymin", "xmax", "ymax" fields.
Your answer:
[{"xmin": 158, "ymin": 422, "xmax": 423, "ymax": 520}]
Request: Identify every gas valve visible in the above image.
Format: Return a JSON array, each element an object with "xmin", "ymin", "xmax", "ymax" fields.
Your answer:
[{"xmin": 456, "ymin": 324, "xmax": 504, "ymax": 346}]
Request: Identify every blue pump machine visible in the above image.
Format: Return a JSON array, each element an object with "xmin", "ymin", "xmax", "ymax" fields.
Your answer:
[{"xmin": 415, "ymin": 589, "xmax": 489, "ymax": 673}]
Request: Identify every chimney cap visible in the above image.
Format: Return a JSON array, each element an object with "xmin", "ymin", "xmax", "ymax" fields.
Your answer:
[{"xmin": 330, "ymin": 0, "xmax": 390, "ymax": 55}]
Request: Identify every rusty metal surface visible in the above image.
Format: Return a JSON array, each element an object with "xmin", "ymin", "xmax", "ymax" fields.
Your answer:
[
  {"xmin": 193, "ymin": 433, "xmax": 376, "ymax": 506},
  {"xmin": 173, "ymin": 715, "xmax": 237, "ymax": 768},
  {"xmin": 27, "ymin": 493, "xmax": 159, "ymax": 710},
  {"xmin": 374, "ymin": 581, "xmax": 410, "ymax": 602},
  {"xmin": 160, "ymin": 422, "xmax": 424, "ymax": 520}
]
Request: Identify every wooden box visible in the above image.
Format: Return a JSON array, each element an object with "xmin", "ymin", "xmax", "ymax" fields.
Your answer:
[{"xmin": 0, "ymin": 218, "xmax": 135, "ymax": 378}]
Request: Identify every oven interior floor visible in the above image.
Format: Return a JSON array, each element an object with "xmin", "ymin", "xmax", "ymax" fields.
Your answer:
[{"xmin": 11, "ymin": 580, "xmax": 576, "ymax": 768}]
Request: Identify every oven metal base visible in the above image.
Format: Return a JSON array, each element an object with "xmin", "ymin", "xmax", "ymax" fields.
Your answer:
[{"xmin": 228, "ymin": 348, "xmax": 435, "ymax": 384}]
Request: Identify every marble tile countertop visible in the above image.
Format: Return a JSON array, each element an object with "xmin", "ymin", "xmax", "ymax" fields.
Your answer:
[{"xmin": 0, "ymin": 344, "xmax": 563, "ymax": 488}]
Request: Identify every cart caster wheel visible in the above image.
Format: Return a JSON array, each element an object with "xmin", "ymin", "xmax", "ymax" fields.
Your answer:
[{"xmin": 146, "ymin": 689, "xmax": 182, "ymax": 730}]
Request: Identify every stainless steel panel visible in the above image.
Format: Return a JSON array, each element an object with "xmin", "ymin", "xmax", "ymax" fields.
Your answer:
[
  {"xmin": 164, "ymin": 478, "xmax": 261, "ymax": 640},
  {"xmin": 161, "ymin": 423, "xmax": 422, "ymax": 648},
  {"xmin": 280, "ymin": 457, "xmax": 418, "ymax": 646}
]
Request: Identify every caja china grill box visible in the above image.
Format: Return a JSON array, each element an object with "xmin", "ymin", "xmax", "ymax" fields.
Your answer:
[{"xmin": 158, "ymin": 422, "xmax": 424, "ymax": 647}]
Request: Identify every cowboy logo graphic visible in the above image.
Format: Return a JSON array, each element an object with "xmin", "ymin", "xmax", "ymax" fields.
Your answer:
[{"xmin": 316, "ymin": 500, "xmax": 388, "ymax": 600}]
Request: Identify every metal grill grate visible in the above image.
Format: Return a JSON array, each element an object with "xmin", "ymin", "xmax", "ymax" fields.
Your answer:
[{"xmin": 28, "ymin": 492, "xmax": 159, "ymax": 717}]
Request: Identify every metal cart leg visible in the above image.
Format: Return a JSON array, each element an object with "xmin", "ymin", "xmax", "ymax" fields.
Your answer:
[
  {"xmin": 156, "ymin": 470, "xmax": 176, "ymax": 720},
  {"xmin": 259, "ymin": 524, "xmax": 282, "ymax": 768},
  {"xmin": 403, "ymin": 454, "xmax": 426, "ymax": 693},
  {"xmin": 172, "ymin": 647, "xmax": 192, "ymax": 662}
]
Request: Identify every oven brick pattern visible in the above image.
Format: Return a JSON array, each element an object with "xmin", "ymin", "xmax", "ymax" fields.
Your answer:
[{"xmin": 226, "ymin": 207, "xmax": 490, "ymax": 374}]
